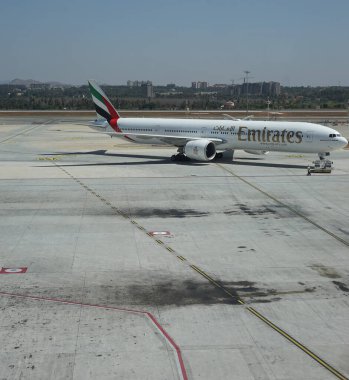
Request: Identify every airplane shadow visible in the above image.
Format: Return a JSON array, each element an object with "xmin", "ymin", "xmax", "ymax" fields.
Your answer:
[
  {"xmin": 39, "ymin": 150, "xmax": 207, "ymax": 167},
  {"xmin": 39, "ymin": 150, "xmax": 308, "ymax": 169},
  {"xmin": 44, "ymin": 150, "xmax": 165, "ymax": 160},
  {"xmin": 231, "ymin": 159, "xmax": 308, "ymax": 169}
]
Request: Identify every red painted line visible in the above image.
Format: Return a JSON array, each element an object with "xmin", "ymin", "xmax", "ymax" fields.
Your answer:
[
  {"xmin": 0, "ymin": 290, "xmax": 143, "ymax": 314},
  {"xmin": 0, "ymin": 291, "xmax": 188, "ymax": 380},
  {"xmin": 147, "ymin": 312, "xmax": 188, "ymax": 380}
]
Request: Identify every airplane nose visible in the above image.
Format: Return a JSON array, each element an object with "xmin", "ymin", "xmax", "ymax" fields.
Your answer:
[{"xmin": 340, "ymin": 136, "xmax": 348, "ymax": 148}]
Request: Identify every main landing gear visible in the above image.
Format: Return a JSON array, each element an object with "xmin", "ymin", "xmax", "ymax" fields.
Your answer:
[
  {"xmin": 171, "ymin": 154, "xmax": 190, "ymax": 161},
  {"xmin": 171, "ymin": 147, "xmax": 190, "ymax": 162},
  {"xmin": 170, "ymin": 151, "xmax": 225, "ymax": 161}
]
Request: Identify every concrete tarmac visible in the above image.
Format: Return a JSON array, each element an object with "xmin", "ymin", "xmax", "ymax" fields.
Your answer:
[{"xmin": 0, "ymin": 117, "xmax": 348, "ymax": 380}]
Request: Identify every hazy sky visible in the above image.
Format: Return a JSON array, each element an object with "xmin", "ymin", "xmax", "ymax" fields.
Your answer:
[{"xmin": 1, "ymin": 0, "xmax": 348, "ymax": 86}]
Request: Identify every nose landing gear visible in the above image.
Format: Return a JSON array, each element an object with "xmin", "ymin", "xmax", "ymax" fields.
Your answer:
[{"xmin": 318, "ymin": 152, "xmax": 330, "ymax": 160}]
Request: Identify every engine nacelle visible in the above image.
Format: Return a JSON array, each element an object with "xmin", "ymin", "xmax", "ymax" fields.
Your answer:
[
  {"xmin": 184, "ymin": 139, "xmax": 216, "ymax": 161},
  {"xmin": 244, "ymin": 149, "xmax": 269, "ymax": 155}
]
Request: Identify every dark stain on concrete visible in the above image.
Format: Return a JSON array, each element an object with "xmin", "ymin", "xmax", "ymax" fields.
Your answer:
[
  {"xmin": 252, "ymin": 297, "xmax": 282, "ymax": 304},
  {"xmin": 310, "ymin": 264, "xmax": 341, "ymax": 279},
  {"xmin": 239, "ymin": 283, "xmax": 316, "ymax": 304},
  {"xmin": 81, "ymin": 278, "xmax": 319, "ymax": 307},
  {"xmin": 90, "ymin": 280, "xmax": 241, "ymax": 306},
  {"xmin": 127, "ymin": 208, "xmax": 209, "ymax": 218},
  {"xmin": 1, "ymin": 278, "xmax": 318, "ymax": 309},
  {"xmin": 223, "ymin": 203, "xmax": 294, "ymax": 220},
  {"xmin": 332, "ymin": 281, "xmax": 349, "ymax": 292}
]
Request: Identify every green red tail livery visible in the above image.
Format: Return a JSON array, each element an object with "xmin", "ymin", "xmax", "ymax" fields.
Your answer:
[{"xmin": 88, "ymin": 80, "xmax": 120, "ymax": 131}]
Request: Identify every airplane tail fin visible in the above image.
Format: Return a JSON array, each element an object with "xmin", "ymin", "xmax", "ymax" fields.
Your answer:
[{"xmin": 88, "ymin": 80, "xmax": 120, "ymax": 125}]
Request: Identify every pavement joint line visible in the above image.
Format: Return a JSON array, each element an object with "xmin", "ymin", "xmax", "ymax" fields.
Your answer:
[
  {"xmin": 216, "ymin": 163, "xmax": 349, "ymax": 248},
  {"xmin": 50, "ymin": 160, "xmax": 348, "ymax": 380},
  {"xmin": 0, "ymin": 121, "xmax": 52, "ymax": 144},
  {"xmin": 0, "ymin": 291, "xmax": 188, "ymax": 380}
]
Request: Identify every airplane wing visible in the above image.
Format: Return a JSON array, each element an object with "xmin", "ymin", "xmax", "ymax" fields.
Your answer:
[
  {"xmin": 109, "ymin": 132, "xmax": 225, "ymax": 146},
  {"xmin": 222, "ymin": 114, "xmax": 254, "ymax": 121},
  {"xmin": 223, "ymin": 114, "xmax": 240, "ymax": 121}
]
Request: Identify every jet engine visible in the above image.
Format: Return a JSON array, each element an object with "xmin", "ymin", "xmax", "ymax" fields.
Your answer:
[
  {"xmin": 244, "ymin": 150, "xmax": 269, "ymax": 155},
  {"xmin": 184, "ymin": 139, "xmax": 216, "ymax": 161}
]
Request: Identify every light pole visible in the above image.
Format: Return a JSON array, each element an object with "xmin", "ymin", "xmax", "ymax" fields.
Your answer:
[
  {"xmin": 267, "ymin": 97, "xmax": 271, "ymax": 120},
  {"xmin": 244, "ymin": 70, "xmax": 250, "ymax": 116}
]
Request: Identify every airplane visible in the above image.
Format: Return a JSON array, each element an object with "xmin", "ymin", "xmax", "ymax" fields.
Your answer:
[{"xmin": 87, "ymin": 80, "xmax": 348, "ymax": 162}]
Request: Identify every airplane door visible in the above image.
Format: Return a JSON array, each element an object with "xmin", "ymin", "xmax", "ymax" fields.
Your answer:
[
  {"xmin": 304, "ymin": 131, "xmax": 313, "ymax": 142},
  {"xmin": 201, "ymin": 127, "xmax": 209, "ymax": 137}
]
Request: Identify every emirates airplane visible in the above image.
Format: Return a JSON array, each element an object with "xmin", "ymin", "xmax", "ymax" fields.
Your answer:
[{"xmin": 87, "ymin": 80, "xmax": 347, "ymax": 162}]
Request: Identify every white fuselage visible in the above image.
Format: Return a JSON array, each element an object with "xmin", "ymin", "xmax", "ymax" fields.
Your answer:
[{"xmin": 100, "ymin": 118, "xmax": 347, "ymax": 154}]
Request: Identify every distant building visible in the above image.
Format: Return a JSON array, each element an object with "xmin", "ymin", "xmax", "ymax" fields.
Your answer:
[
  {"xmin": 211, "ymin": 84, "xmax": 228, "ymax": 89},
  {"xmin": 197, "ymin": 81, "xmax": 208, "ymax": 89},
  {"xmin": 140, "ymin": 81, "xmax": 154, "ymax": 98},
  {"xmin": 270, "ymin": 81, "xmax": 281, "ymax": 96},
  {"xmin": 191, "ymin": 81, "xmax": 208, "ymax": 89},
  {"xmin": 127, "ymin": 80, "xmax": 152, "ymax": 88},
  {"xmin": 146, "ymin": 83, "xmax": 154, "ymax": 98}
]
